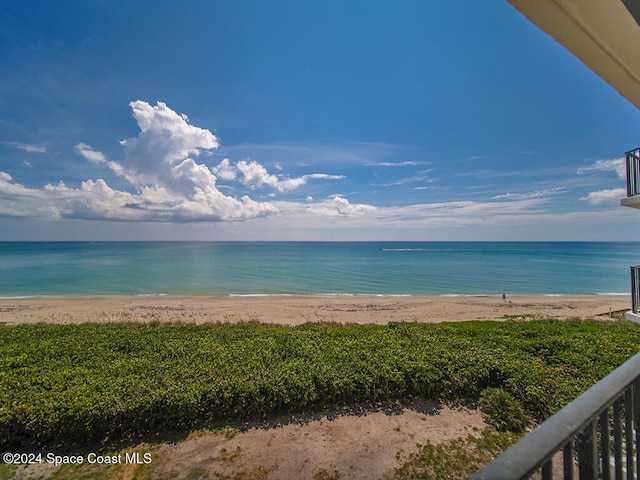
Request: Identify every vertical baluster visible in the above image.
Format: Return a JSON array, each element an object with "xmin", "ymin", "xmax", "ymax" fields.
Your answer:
[
  {"xmin": 634, "ymin": 379, "xmax": 640, "ymax": 480},
  {"xmin": 637, "ymin": 267, "xmax": 640, "ymax": 315},
  {"xmin": 578, "ymin": 421, "xmax": 598, "ymax": 480},
  {"xmin": 615, "ymin": 398, "xmax": 624, "ymax": 480},
  {"xmin": 632, "ymin": 152, "xmax": 635, "ymax": 195},
  {"xmin": 629, "ymin": 152, "xmax": 638, "ymax": 195},
  {"xmin": 542, "ymin": 459, "xmax": 553, "ymax": 480},
  {"xmin": 633, "ymin": 267, "xmax": 637, "ymax": 315},
  {"xmin": 627, "ymin": 153, "xmax": 631, "ymax": 197},
  {"xmin": 630, "ymin": 151, "xmax": 636, "ymax": 196},
  {"xmin": 602, "ymin": 408, "xmax": 612, "ymax": 480},
  {"xmin": 564, "ymin": 441, "xmax": 575, "ymax": 480},
  {"xmin": 632, "ymin": 267, "xmax": 635, "ymax": 314},
  {"xmin": 633, "ymin": 152, "xmax": 636, "ymax": 195},
  {"xmin": 633, "ymin": 153, "xmax": 635, "ymax": 196},
  {"xmin": 627, "ymin": 152, "xmax": 632, "ymax": 196},
  {"xmin": 636, "ymin": 151, "xmax": 640, "ymax": 196},
  {"xmin": 626, "ymin": 388, "xmax": 635, "ymax": 480}
]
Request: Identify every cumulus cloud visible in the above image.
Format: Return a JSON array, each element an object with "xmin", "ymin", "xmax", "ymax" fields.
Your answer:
[
  {"xmin": 116, "ymin": 100, "xmax": 219, "ymax": 188},
  {"xmin": 237, "ymin": 160, "xmax": 305, "ymax": 192},
  {"xmin": 74, "ymin": 143, "xmax": 107, "ymax": 163},
  {"xmin": 577, "ymin": 158, "xmax": 626, "ymax": 179},
  {"xmin": 222, "ymin": 159, "xmax": 344, "ymax": 193},
  {"xmin": 0, "ymin": 101, "xmax": 355, "ymax": 223},
  {"xmin": 212, "ymin": 158, "xmax": 237, "ymax": 181},
  {"xmin": 102, "ymin": 101, "xmax": 280, "ymax": 221},
  {"xmin": 0, "ymin": 101, "xmax": 281, "ymax": 222},
  {"xmin": 580, "ymin": 188, "xmax": 627, "ymax": 205}
]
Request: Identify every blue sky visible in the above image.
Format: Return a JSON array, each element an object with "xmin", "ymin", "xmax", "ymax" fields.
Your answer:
[{"xmin": 1, "ymin": 0, "xmax": 640, "ymax": 241}]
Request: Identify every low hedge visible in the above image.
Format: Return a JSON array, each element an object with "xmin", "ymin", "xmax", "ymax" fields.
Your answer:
[{"xmin": 1, "ymin": 319, "xmax": 639, "ymax": 448}]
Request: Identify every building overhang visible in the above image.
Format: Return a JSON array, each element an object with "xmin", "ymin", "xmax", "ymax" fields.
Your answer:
[
  {"xmin": 621, "ymin": 196, "xmax": 640, "ymax": 208},
  {"xmin": 507, "ymin": 0, "xmax": 640, "ymax": 110}
]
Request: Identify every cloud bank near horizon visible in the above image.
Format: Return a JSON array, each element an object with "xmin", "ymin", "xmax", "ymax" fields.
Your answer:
[{"xmin": 0, "ymin": 101, "xmax": 628, "ymax": 235}]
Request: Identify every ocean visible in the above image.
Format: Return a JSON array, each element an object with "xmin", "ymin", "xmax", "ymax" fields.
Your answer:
[{"xmin": 0, "ymin": 241, "xmax": 638, "ymax": 297}]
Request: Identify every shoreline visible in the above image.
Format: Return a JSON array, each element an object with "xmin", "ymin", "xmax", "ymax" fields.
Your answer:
[
  {"xmin": 0, "ymin": 291, "xmax": 631, "ymax": 299},
  {"xmin": 0, "ymin": 293, "xmax": 631, "ymax": 325}
]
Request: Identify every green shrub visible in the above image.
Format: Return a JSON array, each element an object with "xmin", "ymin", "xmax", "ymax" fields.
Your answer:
[
  {"xmin": 1, "ymin": 319, "xmax": 639, "ymax": 448},
  {"xmin": 479, "ymin": 387, "xmax": 529, "ymax": 432}
]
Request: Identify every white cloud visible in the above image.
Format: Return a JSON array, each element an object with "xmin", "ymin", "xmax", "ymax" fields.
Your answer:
[
  {"xmin": 380, "ymin": 169, "xmax": 434, "ymax": 187},
  {"xmin": 304, "ymin": 173, "xmax": 345, "ymax": 180},
  {"xmin": 373, "ymin": 199, "xmax": 549, "ymax": 226},
  {"xmin": 0, "ymin": 174, "xmax": 65, "ymax": 218},
  {"xmin": 212, "ymin": 158, "xmax": 237, "ymax": 181},
  {"xmin": 267, "ymin": 196, "xmax": 564, "ymax": 230},
  {"xmin": 235, "ymin": 160, "xmax": 343, "ymax": 192},
  {"xmin": 0, "ymin": 101, "xmax": 353, "ymax": 224},
  {"xmin": 367, "ymin": 161, "xmax": 430, "ymax": 167},
  {"xmin": 576, "ymin": 158, "xmax": 628, "ymax": 205},
  {"xmin": 0, "ymin": 101, "xmax": 279, "ymax": 222},
  {"xmin": 5, "ymin": 101, "xmax": 624, "ymax": 236},
  {"xmin": 74, "ymin": 143, "xmax": 107, "ymax": 164},
  {"xmin": 0, "ymin": 167, "xmax": 278, "ymax": 222},
  {"xmin": 577, "ymin": 158, "xmax": 626, "ymax": 179},
  {"xmin": 105, "ymin": 101, "xmax": 279, "ymax": 221},
  {"xmin": 6, "ymin": 142, "xmax": 47, "ymax": 153},
  {"xmin": 309, "ymin": 196, "xmax": 377, "ymax": 217},
  {"xmin": 116, "ymin": 100, "xmax": 219, "ymax": 188},
  {"xmin": 580, "ymin": 188, "xmax": 626, "ymax": 205},
  {"xmin": 237, "ymin": 160, "xmax": 298, "ymax": 191},
  {"xmin": 491, "ymin": 188, "xmax": 565, "ymax": 200}
]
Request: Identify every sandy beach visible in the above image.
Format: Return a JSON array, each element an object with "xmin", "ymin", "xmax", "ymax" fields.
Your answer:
[{"xmin": 0, "ymin": 293, "xmax": 631, "ymax": 326}]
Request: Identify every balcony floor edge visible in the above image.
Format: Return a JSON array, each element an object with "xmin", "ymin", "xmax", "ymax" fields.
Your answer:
[
  {"xmin": 621, "ymin": 196, "xmax": 640, "ymax": 208},
  {"xmin": 625, "ymin": 310, "xmax": 640, "ymax": 322}
]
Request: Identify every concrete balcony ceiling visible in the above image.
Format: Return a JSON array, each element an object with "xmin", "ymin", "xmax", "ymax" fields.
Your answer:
[{"xmin": 508, "ymin": 0, "xmax": 640, "ymax": 110}]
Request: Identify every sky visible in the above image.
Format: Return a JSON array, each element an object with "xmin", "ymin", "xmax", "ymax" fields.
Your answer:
[{"xmin": 1, "ymin": 0, "xmax": 640, "ymax": 241}]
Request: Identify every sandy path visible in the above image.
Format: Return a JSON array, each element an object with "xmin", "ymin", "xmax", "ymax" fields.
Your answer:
[{"xmin": 150, "ymin": 400, "xmax": 486, "ymax": 480}]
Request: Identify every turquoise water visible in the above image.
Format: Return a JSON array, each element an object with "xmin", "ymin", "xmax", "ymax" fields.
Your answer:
[{"xmin": 0, "ymin": 242, "xmax": 638, "ymax": 297}]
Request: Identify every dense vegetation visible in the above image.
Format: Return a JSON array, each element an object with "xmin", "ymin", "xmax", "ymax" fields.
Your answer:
[{"xmin": 1, "ymin": 318, "xmax": 640, "ymax": 449}]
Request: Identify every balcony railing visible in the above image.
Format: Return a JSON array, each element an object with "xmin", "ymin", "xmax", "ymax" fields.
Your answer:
[
  {"xmin": 632, "ymin": 266, "xmax": 640, "ymax": 315},
  {"xmin": 626, "ymin": 148, "xmax": 640, "ymax": 197},
  {"xmin": 469, "ymin": 350, "xmax": 640, "ymax": 479}
]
